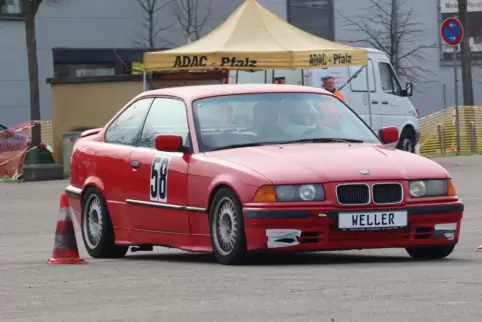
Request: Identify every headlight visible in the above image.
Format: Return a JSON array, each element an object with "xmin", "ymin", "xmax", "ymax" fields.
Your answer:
[
  {"xmin": 275, "ymin": 184, "xmax": 325, "ymax": 202},
  {"xmin": 409, "ymin": 179, "xmax": 454, "ymax": 198}
]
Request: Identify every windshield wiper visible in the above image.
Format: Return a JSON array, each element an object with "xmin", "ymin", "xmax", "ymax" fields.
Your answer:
[
  {"xmin": 209, "ymin": 138, "xmax": 364, "ymax": 151},
  {"xmin": 280, "ymin": 138, "xmax": 364, "ymax": 144},
  {"xmin": 210, "ymin": 142, "xmax": 273, "ymax": 151}
]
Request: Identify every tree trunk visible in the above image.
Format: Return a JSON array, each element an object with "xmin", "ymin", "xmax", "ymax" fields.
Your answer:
[
  {"xmin": 391, "ymin": 0, "xmax": 399, "ymax": 74},
  {"xmin": 24, "ymin": 3, "xmax": 41, "ymax": 146},
  {"xmin": 458, "ymin": 0, "xmax": 474, "ymax": 106}
]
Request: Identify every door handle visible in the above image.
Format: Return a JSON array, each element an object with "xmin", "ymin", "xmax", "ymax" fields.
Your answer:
[
  {"xmin": 371, "ymin": 100, "xmax": 379, "ymax": 104},
  {"xmin": 381, "ymin": 101, "xmax": 389, "ymax": 105},
  {"xmin": 130, "ymin": 160, "xmax": 140, "ymax": 169}
]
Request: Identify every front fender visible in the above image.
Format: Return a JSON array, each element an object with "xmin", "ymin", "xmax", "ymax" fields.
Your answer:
[{"xmin": 207, "ymin": 173, "xmax": 261, "ymax": 206}]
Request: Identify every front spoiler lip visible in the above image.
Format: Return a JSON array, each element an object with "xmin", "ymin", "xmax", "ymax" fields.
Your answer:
[{"xmin": 243, "ymin": 203, "xmax": 464, "ymax": 219}]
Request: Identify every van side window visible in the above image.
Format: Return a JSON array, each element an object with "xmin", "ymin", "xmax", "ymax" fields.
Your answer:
[
  {"xmin": 348, "ymin": 60, "xmax": 376, "ymax": 92},
  {"xmin": 379, "ymin": 63, "xmax": 402, "ymax": 96}
]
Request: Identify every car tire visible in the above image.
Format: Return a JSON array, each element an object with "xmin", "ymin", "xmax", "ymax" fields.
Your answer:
[
  {"xmin": 397, "ymin": 128, "xmax": 416, "ymax": 153},
  {"xmin": 81, "ymin": 188, "xmax": 128, "ymax": 258},
  {"xmin": 209, "ymin": 187, "xmax": 248, "ymax": 265},
  {"xmin": 405, "ymin": 245, "xmax": 455, "ymax": 260}
]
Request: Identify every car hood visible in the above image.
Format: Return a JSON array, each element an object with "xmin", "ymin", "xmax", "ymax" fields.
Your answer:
[{"xmin": 205, "ymin": 143, "xmax": 449, "ymax": 184}]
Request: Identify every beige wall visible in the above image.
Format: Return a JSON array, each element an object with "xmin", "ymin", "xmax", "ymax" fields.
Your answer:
[{"xmin": 50, "ymin": 78, "xmax": 223, "ymax": 163}]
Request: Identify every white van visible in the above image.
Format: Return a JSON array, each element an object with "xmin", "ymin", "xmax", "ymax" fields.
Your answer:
[{"xmin": 228, "ymin": 48, "xmax": 419, "ymax": 153}]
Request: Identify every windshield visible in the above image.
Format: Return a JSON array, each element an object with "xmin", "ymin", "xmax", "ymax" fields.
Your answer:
[{"xmin": 192, "ymin": 92, "xmax": 380, "ymax": 152}]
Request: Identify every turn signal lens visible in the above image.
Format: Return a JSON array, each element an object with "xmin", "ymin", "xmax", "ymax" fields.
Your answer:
[
  {"xmin": 253, "ymin": 185, "xmax": 277, "ymax": 203},
  {"xmin": 447, "ymin": 179, "xmax": 456, "ymax": 196}
]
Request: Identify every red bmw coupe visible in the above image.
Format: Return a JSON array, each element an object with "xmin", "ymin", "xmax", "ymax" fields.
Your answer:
[{"xmin": 65, "ymin": 84, "xmax": 463, "ymax": 265}]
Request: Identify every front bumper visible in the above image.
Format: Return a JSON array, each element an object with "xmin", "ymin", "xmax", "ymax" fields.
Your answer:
[{"xmin": 242, "ymin": 203, "xmax": 463, "ymax": 251}]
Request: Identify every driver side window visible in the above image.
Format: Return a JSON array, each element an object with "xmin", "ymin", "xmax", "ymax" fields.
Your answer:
[
  {"xmin": 105, "ymin": 98, "xmax": 153, "ymax": 145},
  {"xmin": 138, "ymin": 97, "xmax": 190, "ymax": 148},
  {"xmin": 379, "ymin": 62, "xmax": 402, "ymax": 96}
]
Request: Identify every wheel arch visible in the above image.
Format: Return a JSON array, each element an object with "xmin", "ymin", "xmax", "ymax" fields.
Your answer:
[
  {"xmin": 397, "ymin": 123, "xmax": 418, "ymax": 150},
  {"xmin": 80, "ymin": 176, "xmax": 105, "ymax": 203},
  {"xmin": 400, "ymin": 123, "xmax": 416, "ymax": 138},
  {"xmin": 206, "ymin": 183, "xmax": 241, "ymax": 216}
]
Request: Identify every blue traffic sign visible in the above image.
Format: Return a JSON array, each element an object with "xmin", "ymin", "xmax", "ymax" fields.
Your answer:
[{"xmin": 441, "ymin": 17, "xmax": 464, "ymax": 46}]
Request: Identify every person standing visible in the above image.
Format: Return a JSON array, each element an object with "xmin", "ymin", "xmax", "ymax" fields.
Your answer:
[{"xmin": 322, "ymin": 76, "xmax": 344, "ymax": 102}]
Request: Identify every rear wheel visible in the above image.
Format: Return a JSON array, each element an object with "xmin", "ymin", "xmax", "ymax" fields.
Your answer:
[
  {"xmin": 405, "ymin": 245, "xmax": 455, "ymax": 260},
  {"xmin": 209, "ymin": 187, "xmax": 248, "ymax": 265},
  {"xmin": 81, "ymin": 188, "xmax": 128, "ymax": 258}
]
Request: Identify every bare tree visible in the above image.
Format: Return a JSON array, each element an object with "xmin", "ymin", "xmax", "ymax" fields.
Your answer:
[
  {"xmin": 23, "ymin": 0, "xmax": 62, "ymax": 147},
  {"xmin": 172, "ymin": 0, "xmax": 212, "ymax": 42},
  {"xmin": 337, "ymin": 0, "xmax": 437, "ymax": 84},
  {"xmin": 135, "ymin": 0, "xmax": 175, "ymax": 49}
]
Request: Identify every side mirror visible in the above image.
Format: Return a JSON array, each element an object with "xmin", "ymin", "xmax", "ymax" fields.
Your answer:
[
  {"xmin": 378, "ymin": 126, "xmax": 399, "ymax": 145},
  {"xmin": 404, "ymin": 82, "xmax": 413, "ymax": 97},
  {"xmin": 155, "ymin": 135, "xmax": 183, "ymax": 152}
]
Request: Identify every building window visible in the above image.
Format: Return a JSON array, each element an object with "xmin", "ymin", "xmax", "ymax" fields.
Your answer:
[
  {"xmin": 287, "ymin": 0, "xmax": 334, "ymax": 40},
  {"xmin": 54, "ymin": 63, "xmax": 117, "ymax": 78},
  {"xmin": 0, "ymin": 0, "xmax": 22, "ymax": 16}
]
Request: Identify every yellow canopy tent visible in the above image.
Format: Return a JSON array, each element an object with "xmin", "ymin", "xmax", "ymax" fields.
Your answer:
[
  {"xmin": 143, "ymin": 0, "xmax": 374, "ymax": 126},
  {"xmin": 143, "ymin": 0, "xmax": 367, "ymax": 70}
]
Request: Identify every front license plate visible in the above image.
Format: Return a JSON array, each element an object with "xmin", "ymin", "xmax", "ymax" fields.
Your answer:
[{"xmin": 338, "ymin": 211, "xmax": 408, "ymax": 230}]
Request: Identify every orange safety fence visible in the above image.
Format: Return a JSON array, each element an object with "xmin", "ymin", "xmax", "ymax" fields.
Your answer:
[{"xmin": 0, "ymin": 121, "xmax": 39, "ymax": 179}]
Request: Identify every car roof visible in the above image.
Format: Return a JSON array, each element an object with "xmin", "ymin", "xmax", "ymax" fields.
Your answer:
[{"xmin": 138, "ymin": 84, "xmax": 334, "ymax": 101}]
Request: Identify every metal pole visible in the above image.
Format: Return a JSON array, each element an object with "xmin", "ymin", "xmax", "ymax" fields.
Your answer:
[
  {"xmin": 453, "ymin": 46, "xmax": 461, "ymax": 155},
  {"xmin": 142, "ymin": 70, "xmax": 147, "ymax": 91},
  {"xmin": 365, "ymin": 62, "xmax": 373, "ymax": 127},
  {"xmin": 443, "ymin": 83, "xmax": 447, "ymax": 109}
]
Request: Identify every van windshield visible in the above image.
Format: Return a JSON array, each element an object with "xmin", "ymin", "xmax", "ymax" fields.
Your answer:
[{"xmin": 192, "ymin": 92, "xmax": 381, "ymax": 152}]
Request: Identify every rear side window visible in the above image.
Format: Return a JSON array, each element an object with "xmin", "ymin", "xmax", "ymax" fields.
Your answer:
[
  {"xmin": 138, "ymin": 98, "xmax": 190, "ymax": 148},
  {"xmin": 105, "ymin": 98, "xmax": 153, "ymax": 145}
]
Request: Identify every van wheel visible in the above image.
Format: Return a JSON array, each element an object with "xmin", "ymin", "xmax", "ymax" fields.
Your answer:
[{"xmin": 397, "ymin": 129, "xmax": 415, "ymax": 153}]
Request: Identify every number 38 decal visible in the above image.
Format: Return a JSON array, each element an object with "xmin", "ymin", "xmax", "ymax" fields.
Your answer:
[{"xmin": 149, "ymin": 155, "xmax": 171, "ymax": 202}]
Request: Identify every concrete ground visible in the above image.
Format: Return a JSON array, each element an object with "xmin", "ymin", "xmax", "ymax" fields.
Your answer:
[{"xmin": 1, "ymin": 155, "xmax": 482, "ymax": 322}]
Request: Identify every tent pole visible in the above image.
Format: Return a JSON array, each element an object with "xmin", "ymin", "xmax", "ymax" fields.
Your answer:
[
  {"xmin": 143, "ymin": 70, "xmax": 147, "ymax": 91},
  {"xmin": 365, "ymin": 63, "xmax": 373, "ymax": 128}
]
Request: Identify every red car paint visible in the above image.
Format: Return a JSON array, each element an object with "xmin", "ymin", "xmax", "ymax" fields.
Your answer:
[{"xmin": 66, "ymin": 84, "xmax": 463, "ymax": 254}]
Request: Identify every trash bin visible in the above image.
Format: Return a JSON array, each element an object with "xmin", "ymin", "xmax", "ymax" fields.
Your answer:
[
  {"xmin": 62, "ymin": 132, "xmax": 82, "ymax": 177},
  {"xmin": 24, "ymin": 145, "xmax": 56, "ymax": 166}
]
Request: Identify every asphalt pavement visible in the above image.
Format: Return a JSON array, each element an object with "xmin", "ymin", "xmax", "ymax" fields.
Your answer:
[{"xmin": 1, "ymin": 155, "xmax": 482, "ymax": 322}]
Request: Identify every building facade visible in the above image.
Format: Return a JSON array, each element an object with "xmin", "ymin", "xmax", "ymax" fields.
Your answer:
[{"xmin": 0, "ymin": 0, "xmax": 480, "ymax": 126}]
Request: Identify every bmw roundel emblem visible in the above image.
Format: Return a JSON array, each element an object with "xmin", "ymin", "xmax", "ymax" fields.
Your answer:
[{"xmin": 360, "ymin": 169, "xmax": 370, "ymax": 175}]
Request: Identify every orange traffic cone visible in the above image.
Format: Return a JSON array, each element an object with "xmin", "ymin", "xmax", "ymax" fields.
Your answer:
[
  {"xmin": 475, "ymin": 245, "xmax": 482, "ymax": 252},
  {"xmin": 46, "ymin": 193, "xmax": 87, "ymax": 264}
]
